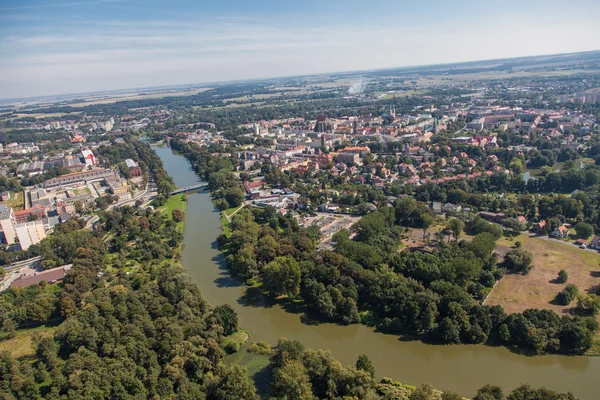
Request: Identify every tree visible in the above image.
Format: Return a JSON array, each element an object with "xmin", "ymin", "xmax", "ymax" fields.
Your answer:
[
  {"xmin": 209, "ymin": 364, "xmax": 259, "ymax": 400},
  {"xmin": 574, "ymin": 222, "xmax": 593, "ymax": 239},
  {"xmin": 172, "ymin": 209, "xmax": 184, "ymax": 222},
  {"xmin": 410, "ymin": 383, "xmax": 436, "ymax": 400},
  {"xmin": 262, "ymin": 257, "xmax": 301, "ymax": 298},
  {"xmin": 557, "ymin": 269, "xmax": 568, "ymax": 284},
  {"xmin": 272, "ymin": 360, "xmax": 313, "ymax": 400},
  {"xmin": 448, "ymin": 218, "xmax": 464, "ymax": 241},
  {"xmin": 213, "ymin": 304, "xmax": 239, "ymax": 336},
  {"xmin": 469, "ymin": 232, "xmax": 497, "ymax": 260},
  {"xmin": 74, "ymin": 200, "xmax": 84, "ymax": 214},
  {"xmin": 504, "ymin": 248, "xmax": 533, "ymax": 274},
  {"xmin": 421, "ymin": 214, "xmax": 434, "ymax": 239},
  {"xmin": 555, "ymin": 284, "xmax": 578, "ymax": 306},
  {"xmin": 474, "ymin": 384, "xmax": 504, "ymax": 400},
  {"xmin": 224, "ymin": 186, "xmax": 245, "ymax": 208},
  {"xmin": 356, "ymin": 354, "xmax": 375, "ymax": 378}
]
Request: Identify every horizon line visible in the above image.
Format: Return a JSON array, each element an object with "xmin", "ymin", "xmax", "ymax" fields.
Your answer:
[{"xmin": 2, "ymin": 48, "xmax": 599, "ymax": 104}]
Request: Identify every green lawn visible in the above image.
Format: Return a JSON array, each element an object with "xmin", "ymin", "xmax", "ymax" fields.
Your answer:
[
  {"xmin": 158, "ymin": 194, "xmax": 187, "ymax": 232},
  {"xmin": 2, "ymin": 191, "xmax": 24, "ymax": 210},
  {"xmin": 0, "ymin": 323, "xmax": 59, "ymax": 359},
  {"xmin": 225, "ymin": 205, "xmax": 243, "ymax": 216},
  {"xmin": 221, "ymin": 212, "xmax": 231, "ymax": 238}
]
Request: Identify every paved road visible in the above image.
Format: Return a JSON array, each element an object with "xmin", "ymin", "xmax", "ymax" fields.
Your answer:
[{"xmin": 1, "ymin": 264, "xmax": 40, "ymax": 292}]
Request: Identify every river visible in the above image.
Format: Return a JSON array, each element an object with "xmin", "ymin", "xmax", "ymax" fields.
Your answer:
[{"xmin": 153, "ymin": 144, "xmax": 600, "ymax": 399}]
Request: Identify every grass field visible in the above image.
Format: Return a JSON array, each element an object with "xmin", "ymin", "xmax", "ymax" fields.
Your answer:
[
  {"xmin": 158, "ymin": 194, "xmax": 187, "ymax": 232},
  {"xmin": 221, "ymin": 212, "xmax": 231, "ymax": 238},
  {"xmin": 0, "ymin": 324, "xmax": 57, "ymax": 359},
  {"xmin": 486, "ymin": 234, "xmax": 600, "ymax": 320},
  {"xmin": 2, "ymin": 191, "xmax": 24, "ymax": 210}
]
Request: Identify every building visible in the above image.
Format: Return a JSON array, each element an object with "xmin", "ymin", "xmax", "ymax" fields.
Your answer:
[
  {"xmin": 15, "ymin": 220, "xmax": 46, "ymax": 250},
  {"xmin": 10, "ymin": 265, "xmax": 71, "ymax": 289},
  {"xmin": 16, "ymin": 161, "xmax": 45, "ymax": 177},
  {"xmin": 336, "ymin": 152, "xmax": 360, "ymax": 165},
  {"xmin": 341, "ymin": 146, "xmax": 371, "ymax": 157},
  {"xmin": 551, "ymin": 225, "xmax": 569, "ymax": 239},
  {"xmin": 478, "ymin": 211, "xmax": 505, "ymax": 223},
  {"xmin": 14, "ymin": 205, "xmax": 46, "ymax": 224},
  {"xmin": 81, "ymin": 149, "xmax": 96, "ymax": 166},
  {"xmin": 0, "ymin": 205, "xmax": 17, "ymax": 245},
  {"xmin": 1, "ymin": 191, "xmax": 10, "ymax": 201},
  {"xmin": 44, "ymin": 169, "xmax": 115, "ymax": 188},
  {"xmin": 314, "ymin": 116, "xmax": 333, "ymax": 133}
]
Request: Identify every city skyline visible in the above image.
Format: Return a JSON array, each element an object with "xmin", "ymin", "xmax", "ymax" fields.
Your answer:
[{"xmin": 1, "ymin": 0, "xmax": 600, "ymax": 98}]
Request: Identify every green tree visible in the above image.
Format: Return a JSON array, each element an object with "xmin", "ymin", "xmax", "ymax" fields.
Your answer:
[
  {"xmin": 557, "ymin": 269, "xmax": 568, "ymax": 284},
  {"xmin": 448, "ymin": 218, "xmax": 464, "ymax": 241},
  {"xmin": 172, "ymin": 208, "xmax": 184, "ymax": 222},
  {"xmin": 208, "ymin": 364, "xmax": 259, "ymax": 400},
  {"xmin": 504, "ymin": 248, "xmax": 534, "ymax": 274},
  {"xmin": 213, "ymin": 304, "xmax": 239, "ymax": 336},
  {"xmin": 574, "ymin": 222, "xmax": 593, "ymax": 239},
  {"xmin": 272, "ymin": 360, "xmax": 313, "ymax": 400},
  {"xmin": 262, "ymin": 257, "xmax": 301, "ymax": 298},
  {"xmin": 356, "ymin": 354, "xmax": 375, "ymax": 378},
  {"xmin": 474, "ymin": 384, "xmax": 504, "ymax": 400}
]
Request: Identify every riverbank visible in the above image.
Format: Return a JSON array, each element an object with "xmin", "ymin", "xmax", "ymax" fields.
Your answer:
[{"xmin": 154, "ymin": 143, "xmax": 600, "ymax": 399}]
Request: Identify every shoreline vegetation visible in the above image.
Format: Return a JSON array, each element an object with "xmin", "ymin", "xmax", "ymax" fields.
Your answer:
[{"xmin": 171, "ymin": 138, "xmax": 598, "ymax": 359}]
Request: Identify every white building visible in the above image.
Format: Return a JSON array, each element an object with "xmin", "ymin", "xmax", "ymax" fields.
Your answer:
[
  {"xmin": 15, "ymin": 220, "xmax": 46, "ymax": 250},
  {"xmin": 0, "ymin": 205, "xmax": 17, "ymax": 245}
]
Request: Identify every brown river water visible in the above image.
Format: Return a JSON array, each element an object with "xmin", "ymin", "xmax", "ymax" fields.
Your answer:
[{"xmin": 153, "ymin": 144, "xmax": 600, "ymax": 399}]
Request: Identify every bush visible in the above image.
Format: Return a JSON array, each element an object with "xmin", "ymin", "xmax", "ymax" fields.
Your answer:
[
  {"xmin": 248, "ymin": 341, "xmax": 273, "ymax": 355},
  {"xmin": 172, "ymin": 209, "xmax": 184, "ymax": 222},
  {"xmin": 574, "ymin": 222, "xmax": 593, "ymax": 239},
  {"xmin": 556, "ymin": 284, "xmax": 579, "ymax": 305},
  {"xmin": 504, "ymin": 248, "xmax": 534, "ymax": 274},
  {"xmin": 557, "ymin": 269, "xmax": 568, "ymax": 284},
  {"xmin": 224, "ymin": 341, "xmax": 240, "ymax": 354}
]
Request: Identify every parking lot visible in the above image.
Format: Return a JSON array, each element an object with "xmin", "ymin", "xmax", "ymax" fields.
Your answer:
[{"xmin": 298, "ymin": 212, "xmax": 361, "ymax": 250}]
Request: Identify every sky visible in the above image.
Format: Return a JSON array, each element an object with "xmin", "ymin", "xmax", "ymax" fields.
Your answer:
[{"xmin": 1, "ymin": 0, "xmax": 599, "ymax": 99}]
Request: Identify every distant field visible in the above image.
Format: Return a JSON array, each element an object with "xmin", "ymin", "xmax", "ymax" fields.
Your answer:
[
  {"xmin": 486, "ymin": 234, "xmax": 600, "ymax": 321},
  {"xmin": 67, "ymin": 88, "xmax": 212, "ymax": 107},
  {"xmin": 12, "ymin": 112, "xmax": 81, "ymax": 119},
  {"xmin": 416, "ymin": 69, "xmax": 600, "ymax": 85}
]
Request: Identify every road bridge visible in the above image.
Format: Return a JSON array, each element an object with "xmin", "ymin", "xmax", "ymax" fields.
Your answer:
[{"xmin": 170, "ymin": 183, "xmax": 208, "ymax": 195}]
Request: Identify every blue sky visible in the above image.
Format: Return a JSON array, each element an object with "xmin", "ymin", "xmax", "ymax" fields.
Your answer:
[{"xmin": 1, "ymin": 0, "xmax": 599, "ymax": 99}]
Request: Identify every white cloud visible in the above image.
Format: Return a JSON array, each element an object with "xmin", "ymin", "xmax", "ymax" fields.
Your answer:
[{"xmin": 1, "ymin": 14, "xmax": 599, "ymax": 98}]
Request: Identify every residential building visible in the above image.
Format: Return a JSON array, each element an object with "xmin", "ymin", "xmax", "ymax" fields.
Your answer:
[
  {"xmin": 551, "ymin": 225, "xmax": 569, "ymax": 239},
  {"xmin": 14, "ymin": 205, "xmax": 46, "ymax": 224},
  {"xmin": 15, "ymin": 220, "xmax": 46, "ymax": 250},
  {"xmin": 0, "ymin": 205, "xmax": 17, "ymax": 245}
]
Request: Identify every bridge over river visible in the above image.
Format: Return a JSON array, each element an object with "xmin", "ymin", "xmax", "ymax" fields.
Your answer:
[{"xmin": 170, "ymin": 182, "xmax": 208, "ymax": 195}]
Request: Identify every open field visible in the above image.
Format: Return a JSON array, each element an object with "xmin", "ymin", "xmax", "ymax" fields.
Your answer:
[
  {"xmin": 486, "ymin": 234, "xmax": 600, "ymax": 320},
  {"xmin": 66, "ymin": 88, "xmax": 212, "ymax": 107},
  {"xmin": 158, "ymin": 194, "xmax": 186, "ymax": 232},
  {"xmin": 1, "ymin": 191, "xmax": 24, "ymax": 210},
  {"xmin": 0, "ymin": 324, "xmax": 56, "ymax": 358},
  {"xmin": 12, "ymin": 112, "xmax": 82, "ymax": 119}
]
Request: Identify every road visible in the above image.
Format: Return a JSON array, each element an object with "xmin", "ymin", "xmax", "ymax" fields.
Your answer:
[
  {"xmin": 85, "ymin": 179, "xmax": 156, "ymax": 229},
  {"xmin": 528, "ymin": 232, "xmax": 600, "ymax": 253},
  {"xmin": 1, "ymin": 256, "xmax": 43, "ymax": 292}
]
